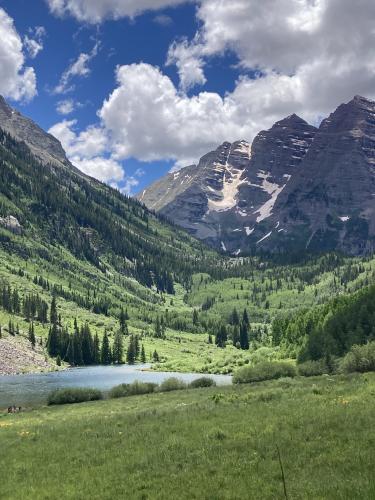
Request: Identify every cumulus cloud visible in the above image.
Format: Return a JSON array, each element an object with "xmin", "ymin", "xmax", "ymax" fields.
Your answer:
[
  {"xmin": 167, "ymin": 38, "xmax": 206, "ymax": 90},
  {"xmin": 48, "ymin": 0, "xmax": 375, "ymax": 175},
  {"xmin": 24, "ymin": 26, "xmax": 46, "ymax": 59},
  {"xmin": 169, "ymin": 0, "xmax": 375, "ymax": 113},
  {"xmin": 98, "ymin": 63, "xmax": 303, "ymax": 167},
  {"xmin": 48, "ymin": 119, "xmax": 124, "ymax": 183},
  {"xmin": 53, "ymin": 42, "xmax": 99, "ymax": 94},
  {"xmin": 46, "ymin": 0, "xmax": 188, "ymax": 23},
  {"xmin": 0, "ymin": 8, "xmax": 37, "ymax": 101}
]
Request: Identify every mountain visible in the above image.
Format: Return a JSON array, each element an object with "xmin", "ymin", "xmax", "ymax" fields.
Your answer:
[
  {"xmin": 139, "ymin": 96, "xmax": 375, "ymax": 256},
  {"xmin": 0, "ymin": 97, "xmax": 215, "ymax": 293}
]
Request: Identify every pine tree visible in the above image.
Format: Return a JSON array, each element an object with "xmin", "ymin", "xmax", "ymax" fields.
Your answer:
[
  {"xmin": 81, "ymin": 323, "xmax": 94, "ymax": 365},
  {"xmin": 65, "ymin": 335, "xmax": 75, "ymax": 365},
  {"xmin": 73, "ymin": 329, "xmax": 83, "ymax": 365},
  {"xmin": 119, "ymin": 308, "xmax": 129, "ymax": 335},
  {"xmin": 93, "ymin": 334, "xmax": 100, "ymax": 364},
  {"xmin": 140, "ymin": 344, "xmax": 146, "ymax": 363},
  {"xmin": 242, "ymin": 309, "xmax": 250, "ymax": 327},
  {"xmin": 28, "ymin": 322, "xmax": 36, "ymax": 348},
  {"xmin": 47, "ymin": 323, "xmax": 60, "ymax": 357},
  {"xmin": 126, "ymin": 335, "xmax": 136, "ymax": 364},
  {"xmin": 50, "ymin": 296, "xmax": 58, "ymax": 325},
  {"xmin": 101, "ymin": 331, "xmax": 111, "ymax": 365},
  {"xmin": 215, "ymin": 324, "xmax": 227, "ymax": 348},
  {"xmin": 239, "ymin": 321, "xmax": 249, "ymax": 350},
  {"xmin": 113, "ymin": 330, "xmax": 124, "ymax": 364},
  {"xmin": 152, "ymin": 350, "xmax": 159, "ymax": 362},
  {"xmin": 154, "ymin": 317, "xmax": 162, "ymax": 338}
]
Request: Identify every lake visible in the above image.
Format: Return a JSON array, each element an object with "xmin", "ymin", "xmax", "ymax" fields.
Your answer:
[{"xmin": 0, "ymin": 365, "xmax": 232, "ymax": 408}]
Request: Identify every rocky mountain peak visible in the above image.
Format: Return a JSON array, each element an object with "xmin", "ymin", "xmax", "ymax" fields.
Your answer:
[{"xmin": 0, "ymin": 95, "xmax": 71, "ymax": 171}]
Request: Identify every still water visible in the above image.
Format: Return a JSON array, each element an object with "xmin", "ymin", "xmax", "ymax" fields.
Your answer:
[{"xmin": 0, "ymin": 365, "xmax": 232, "ymax": 408}]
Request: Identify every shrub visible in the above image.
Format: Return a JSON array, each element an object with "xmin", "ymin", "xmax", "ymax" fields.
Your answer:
[
  {"xmin": 233, "ymin": 361, "xmax": 296, "ymax": 384},
  {"xmin": 340, "ymin": 342, "xmax": 375, "ymax": 374},
  {"xmin": 189, "ymin": 377, "xmax": 216, "ymax": 389},
  {"xmin": 109, "ymin": 381, "xmax": 157, "ymax": 399},
  {"xmin": 47, "ymin": 387, "xmax": 102, "ymax": 405},
  {"xmin": 158, "ymin": 377, "xmax": 187, "ymax": 392},
  {"xmin": 298, "ymin": 359, "xmax": 328, "ymax": 377}
]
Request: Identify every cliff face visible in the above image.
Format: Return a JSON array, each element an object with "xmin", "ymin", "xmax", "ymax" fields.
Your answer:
[{"xmin": 139, "ymin": 96, "xmax": 375, "ymax": 256}]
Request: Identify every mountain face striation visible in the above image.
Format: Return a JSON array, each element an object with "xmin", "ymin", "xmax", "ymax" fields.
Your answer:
[{"xmin": 139, "ymin": 96, "xmax": 375, "ymax": 256}]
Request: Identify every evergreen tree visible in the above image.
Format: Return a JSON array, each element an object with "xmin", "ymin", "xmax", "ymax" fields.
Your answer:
[
  {"xmin": 28, "ymin": 322, "xmax": 36, "ymax": 348},
  {"xmin": 93, "ymin": 333, "xmax": 100, "ymax": 364},
  {"xmin": 101, "ymin": 331, "xmax": 111, "ymax": 365},
  {"xmin": 215, "ymin": 324, "xmax": 227, "ymax": 348},
  {"xmin": 113, "ymin": 330, "xmax": 124, "ymax": 364},
  {"xmin": 239, "ymin": 321, "xmax": 249, "ymax": 350},
  {"xmin": 73, "ymin": 329, "xmax": 83, "ymax": 365},
  {"xmin": 140, "ymin": 344, "xmax": 146, "ymax": 363},
  {"xmin": 50, "ymin": 296, "xmax": 58, "ymax": 325},
  {"xmin": 65, "ymin": 335, "xmax": 75, "ymax": 365},
  {"xmin": 119, "ymin": 308, "xmax": 129, "ymax": 335},
  {"xmin": 81, "ymin": 323, "xmax": 94, "ymax": 365},
  {"xmin": 126, "ymin": 335, "xmax": 136, "ymax": 364},
  {"xmin": 47, "ymin": 323, "xmax": 60, "ymax": 357}
]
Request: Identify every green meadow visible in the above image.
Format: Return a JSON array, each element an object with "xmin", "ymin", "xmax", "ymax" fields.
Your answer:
[{"xmin": 1, "ymin": 373, "xmax": 374, "ymax": 499}]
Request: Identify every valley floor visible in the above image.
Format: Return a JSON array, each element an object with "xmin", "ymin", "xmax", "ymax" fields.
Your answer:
[{"xmin": 0, "ymin": 373, "xmax": 374, "ymax": 499}]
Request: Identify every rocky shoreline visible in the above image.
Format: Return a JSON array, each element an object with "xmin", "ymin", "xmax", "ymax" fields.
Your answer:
[{"xmin": 0, "ymin": 335, "xmax": 59, "ymax": 376}]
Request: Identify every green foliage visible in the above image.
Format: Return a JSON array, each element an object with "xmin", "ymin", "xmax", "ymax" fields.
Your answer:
[
  {"xmin": 189, "ymin": 377, "xmax": 216, "ymax": 388},
  {"xmin": 340, "ymin": 342, "xmax": 375, "ymax": 373},
  {"xmin": 158, "ymin": 377, "xmax": 187, "ymax": 392},
  {"xmin": 297, "ymin": 359, "xmax": 329, "ymax": 377},
  {"xmin": 109, "ymin": 381, "xmax": 157, "ymax": 398},
  {"xmin": 47, "ymin": 387, "xmax": 102, "ymax": 405},
  {"xmin": 233, "ymin": 361, "xmax": 296, "ymax": 384},
  {"xmin": 273, "ymin": 283, "xmax": 375, "ymax": 362}
]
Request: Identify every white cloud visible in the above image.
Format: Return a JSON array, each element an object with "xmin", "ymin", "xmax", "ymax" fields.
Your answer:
[
  {"xmin": 72, "ymin": 156, "xmax": 124, "ymax": 182},
  {"xmin": 168, "ymin": 0, "xmax": 375, "ymax": 114},
  {"xmin": 48, "ymin": 0, "xmax": 375, "ymax": 176},
  {"xmin": 121, "ymin": 177, "xmax": 139, "ymax": 195},
  {"xmin": 46, "ymin": 0, "xmax": 188, "ymax": 23},
  {"xmin": 53, "ymin": 42, "xmax": 99, "ymax": 94},
  {"xmin": 0, "ymin": 8, "xmax": 37, "ymax": 101},
  {"xmin": 48, "ymin": 119, "xmax": 124, "ymax": 183},
  {"xmin": 56, "ymin": 98, "xmax": 75, "ymax": 115},
  {"xmin": 98, "ymin": 63, "xmax": 304, "ymax": 167},
  {"xmin": 167, "ymin": 38, "xmax": 206, "ymax": 90},
  {"xmin": 24, "ymin": 26, "xmax": 46, "ymax": 59}
]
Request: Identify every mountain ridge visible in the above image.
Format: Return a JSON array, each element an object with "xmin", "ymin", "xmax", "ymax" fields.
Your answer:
[{"xmin": 139, "ymin": 96, "xmax": 375, "ymax": 256}]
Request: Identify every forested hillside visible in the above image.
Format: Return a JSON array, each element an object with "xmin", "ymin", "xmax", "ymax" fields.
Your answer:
[{"xmin": 1, "ymin": 125, "xmax": 375, "ymax": 375}]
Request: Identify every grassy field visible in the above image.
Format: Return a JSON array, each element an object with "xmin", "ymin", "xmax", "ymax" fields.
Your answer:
[{"xmin": 0, "ymin": 373, "xmax": 374, "ymax": 499}]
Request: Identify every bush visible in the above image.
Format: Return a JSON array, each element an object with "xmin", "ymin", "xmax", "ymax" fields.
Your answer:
[
  {"xmin": 233, "ymin": 361, "xmax": 296, "ymax": 384},
  {"xmin": 109, "ymin": 381, "xmax": 157, "ymax": 399},
  {"xmin": 298, "ymin": 359, "xmax": 328, "ymax": 377},
  {"xmin": 158, "ymin": 377, "xmax": 187, "ymax": 392},
  {"xmin": 340, "ymin": 342, "xmax": 375, "ymax": 374},
  {"xmin": 189, "ymin": 377, "xmax": 216, "ymax": 389},
  {"xmin": 47, "ymin": 387, "xmax": 102, "ymax": 405}
]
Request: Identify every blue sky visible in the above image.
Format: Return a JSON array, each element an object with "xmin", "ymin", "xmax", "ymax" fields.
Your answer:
[
  {"xmin": 0, "ymin": 0, "xmax": 243, "ymax": 193},
  {"xmin": 0, "ymin": 0, "xmax": 375, "ymax": 194}
]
